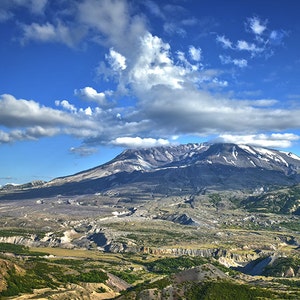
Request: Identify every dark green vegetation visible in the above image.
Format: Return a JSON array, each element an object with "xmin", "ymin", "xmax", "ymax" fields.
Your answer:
[
  {"xmin": 0, "ymin": 243, "xmax": 45, "ymax": 256},
  {"xmin": 110, "ymin": 270, "xmax": 140, "ymax": 284},
  {"xmin": 183, "ymin": 281, "xmax": 276, "ymax": 300},
  {"xmin": 1, "ymin": 259, "xmax": 107, "ymax": 297},
  {"xmin": 263, "ymin": 257, "xmax": 300, "ymax": 277},
  {"xmin": 117, "ymin": 267, "xmax": 287, "ymax": 299},
  {"xmin": 241, "ymin": 185, "xmax": 300, "ymax": 214},
  {"xmin": 280, "ymin": 221, "xmax": 300, "ymax": 232},
  {"xmin": 144, "ymin": 255, "xmax": 237, "ymax": 276},
  {"xmin": 0, "ymin": 228, "xmax": 45, "ymax": 239},
  {"xmin": 1, "ymin": 260, "xmax": 62, "ymax": 297},
  {"xmin": 145, "ymin": 256, "xmax": 208, "ymax": 274},
  {"xmin": 0, "ymin": 248, "xmax": 108, "ymax": 298},
  {"xmin": 2, "ymin": 243, "xmax": 300, "ymax": 299}
]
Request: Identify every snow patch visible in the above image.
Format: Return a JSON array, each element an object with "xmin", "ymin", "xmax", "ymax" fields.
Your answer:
[
  {"xmin": 239, "ymin": 144, "xmax": 256, "ymax": 155},
  {"xmin": 281, "ymin": 151, "xmax": 300, "ymax": 161},
  {"xmin": 232, "ymin": 146, "xmax": 238, "ymax": 159},
  {"xmin": 223, "ymin": 156, "xmax": 236, "ymax": 165},
  {"xmin": 247, "ymin": 158, "xmax": 256, "ymax": 167},
  {"xmin": 164, "ymin": 150, "xmax": 174, "ymax": 160}
]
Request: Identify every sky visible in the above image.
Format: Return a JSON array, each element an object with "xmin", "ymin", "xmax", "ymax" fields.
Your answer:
[{"xmin": 1, "ymin": 0, "xmax": 300, "ymax": 185}]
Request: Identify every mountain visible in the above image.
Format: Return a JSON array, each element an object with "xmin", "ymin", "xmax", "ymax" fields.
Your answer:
[{"xmin": 1, "ymin": 143, "xmax": 300, "ymax": 200}]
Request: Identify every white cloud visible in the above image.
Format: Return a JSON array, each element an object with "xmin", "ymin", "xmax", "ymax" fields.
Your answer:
[
  {"xmin": 216, "ymin": 133, "xmax": 300, "ymax": 148},
  {"xmin": 247, "ymin": 16, "xmax": 267, "ymax": 35},
  {"xmin": 78, "ymin": 0, "xmax": 147, "ymax": 55},
  {"xmin": 1, "ymin": 1, "xmax": 297, "ymax": 151},
  {"xmin": 85, "ymin": 12, "xmax": 300, "ymax": 148},
  {"xmin": 106, "ymin": 48, "xmax": 127, "ymax": 71},
  {"xmin": 0, "ymin": 126, "xmax": 60, "ymax": 144},
  {"xmin": 0, "ymin": 94, "xmax": 74, "ymax": 127},
  {"xmin": 84, "ymin": 107, "xmax": 92, "ymax": 116},
  {"xmin": 112, "ymin": 137, "xmax": 170, "ymax": 148},
  {"xmin": 0, "ymin": 94, "xmax": 99, "ymax": 143},
  {"xmin": 26, "ymin": 126, "xmax": 60, "ymax": 138},
  {"xmin": 22, "ymin": 22, "xmax": 56, "ymax": 41},
  {"xmin": 216, "ymin": 35, "xmax": 233, "ymax": 49},
  {"xmin": 0, "ymin": 130, "xmax": 10, "ymax": 143},
  {"xmin": 132, "ymin": 81, "xmax": 300, "ymax": 139},
  {"xmin": 232, "ymin": 58, "xmax": 247, "ymax": 68},
  {"xmin": 251, "ymin": 99, "xmax": 278, "ymax": 107},
  {"xmin": 236, "ymin": 40, "xmax": 263, "ymax": 53},
  {"xmin": 215, "ymin": 16, "xmax": 287, "ymax": 68},
  {"xmin": 74, "ymin": 87, "xmax": 108, "ymax": 106},
  {"xmin": 20, "ymin": 21, "xmax": 79, "ymax": 47},
  {"xmin": 219, "ymin": 55, "xmax": 248, "ymax": 68},
  {"xmin": 189, "ymin": 46, "xmax": 202, "ymax": 61},
  {"xmin": 55, "ymin": 100, "xmax": 77, "ymax": 113},
  {"xmin": 129, "ymin": 33, "xmax": 185, "ymax": 90}
]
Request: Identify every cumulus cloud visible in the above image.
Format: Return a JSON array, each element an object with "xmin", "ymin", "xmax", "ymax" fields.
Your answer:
[
  {"xmin": 106, "ymin": 48, "xmax": 127, "ymax": 71},
  {"xmin": 74, "ymin": 87, "xmax": 108, "ymax": 107},
  {"xmin": 128, "ymin": 33, "xmax": 185, "ymax": 90},
  {"xmin": 247, "ymin": 16, "xmax": 267, "ymax": 35},
  {"xmin": 81, "ymin": 107, "xmax": 93, "ymax": 116},
  {"xmin": 215, "ymin": 133, "xmax": 300, "ymax": 148},
  {"xmin": 1, "ymin": 0, "xmax": 298, "ymax": 152},
  {"xmin": 189, "ymin": 46, "xmax": 202, "ymax": 61},
  {"xmin": 80, "ymin": 7, "xmax": 300, "ymax": 149},
  {"xmin": 0, "ymin": 94, "xmax": 75, "ymax": 127},
  {"xmin": 0, "ymin": 94, "xmax": 99, "ymax": 143},
  {"xmin": 0, "ymin": 126, "xmax": 60, "ymax": 144},
  {"xmin": 236, "ymin": 40, "xmax": 263, "ymax": 53},
  {"xmin": 55, "ymin": 100, "xmax": 77, "ymax": 113},
  {"xmin": 111, "ymin": 137, "xmax": 170, "ymax": 148},
  {"xmin": 132, "ymin": 81, "xmax": 300, "ymax": 139}
]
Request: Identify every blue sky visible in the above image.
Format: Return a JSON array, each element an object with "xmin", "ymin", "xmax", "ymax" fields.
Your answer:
[{"xmin": 1, "ymin": 0, "xmax": 300, "ymax": 185}]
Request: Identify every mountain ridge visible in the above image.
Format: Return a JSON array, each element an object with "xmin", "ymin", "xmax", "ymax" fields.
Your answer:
[
  {"xmin": 47, "ymin": 142, "xmax": 300, "ymax": 180},
  {"xmin": 1, "ymin": 143, "xmax": 300, "ymax": 199}
]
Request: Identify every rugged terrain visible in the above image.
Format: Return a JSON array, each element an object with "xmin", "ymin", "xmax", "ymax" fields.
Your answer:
[{"xmin": 1, "ymin": 143, "xmax": 300, "ymax": 299}]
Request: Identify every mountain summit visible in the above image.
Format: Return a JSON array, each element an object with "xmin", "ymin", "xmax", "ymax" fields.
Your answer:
[{"xmin": 1, "ymin": 143, "xmax": 300, "ymax": 199}]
